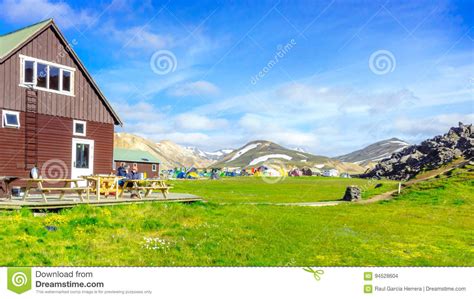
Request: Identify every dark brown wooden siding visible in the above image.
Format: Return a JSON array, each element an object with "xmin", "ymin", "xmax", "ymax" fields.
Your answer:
[
  {"xmin": 0, "ymin": 111, "xmax": 114, "ymax": 182},
  {"xmin": 114, "ymin": 161, "xmax": 160, "ymax": 178},
  {"xmin": 0, "ymin": 26, "xmax": 115, "ymax": 124}
]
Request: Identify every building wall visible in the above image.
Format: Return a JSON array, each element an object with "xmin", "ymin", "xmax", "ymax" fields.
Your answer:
[
  {"xmin": 0, "ymin": 26, "xmax": 115, "ymax": 124},
  {"xmin": 114, "ymin": 161, "xmax": 160, "ymax": 178},
  {"xmin": 0, "ymin": 111, "xmax": 114, "ymax": 179},
  {"xmin": 0, "ymin": 24, "xmax": 119, "ymax": 195}
]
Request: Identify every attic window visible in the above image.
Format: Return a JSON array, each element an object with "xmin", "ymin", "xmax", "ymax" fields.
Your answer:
[
  {"xmin": 73, "ymin": 120, "xmax": 86, "ymax": 136},
  {"xmin": 2, "ymin": 110, "xmax": 20, "ymax": 128},
  {"xmin": 20, "ymin": 55, "xmax": 75, "ymax": 96}
]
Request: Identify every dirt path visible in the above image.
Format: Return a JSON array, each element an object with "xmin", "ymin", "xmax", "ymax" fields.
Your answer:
[
  {"xmin": 216, "ymin": 201, "xmax": 344, "ymax": 207},
  {"xmin": 357, "ymin": 158, "xmax": 470, "ymax": 205}
]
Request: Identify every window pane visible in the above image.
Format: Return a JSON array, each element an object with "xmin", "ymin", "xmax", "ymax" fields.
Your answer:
[
  {"xmin": 62, "ymin": 70, "xmax": 71, "ymax": 92},
  {"xmin": 75, "ymin": 123, "xmax": 84, "ymax": 134},
  {"xmin": 24, "ymin": 60, "xmax": 34, "ymax": 83},
  {"xmin": 5, "ymin": 114, "xmax": 19, "ymax": 126},
  {"xmin": 49, "ymin": 66, "xmax": 59, "ymax": 90},
  {"xmin": 37, "ymin": 63, "xmax": 47, "ymax": 88},
  {"xmin": 75, "ymin": 144, "xmax": 90, "ymax": 169}
]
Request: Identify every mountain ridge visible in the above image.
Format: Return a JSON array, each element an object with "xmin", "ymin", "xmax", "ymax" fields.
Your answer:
[
  {"xmin": 114, "ymin": 133, "xmax": 213, "ymax": 169},
  {"xmin": 335, "ymin": 137, "xmax": 410, "ymax": 166},
  {"xmin": 211, "ymin": 140, "xmax": 365, "ymax": 173}
]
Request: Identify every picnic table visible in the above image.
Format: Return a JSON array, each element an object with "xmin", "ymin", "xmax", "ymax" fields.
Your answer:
[
  {"xmin": 119, "ymin": 179, "xmax": 171, "ymax": 199},
  {"xmin": 81, "ymin": 175, "xmax": 123, "ymax": 201},
  {"xmin": 22, "ymin": 178, "xmax": 89, "ymax": 202},
  {"xmin": 0, "ymin": 176, "xmax": 19, "ymax": 200}
]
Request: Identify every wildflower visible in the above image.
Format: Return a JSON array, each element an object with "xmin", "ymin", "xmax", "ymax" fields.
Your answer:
[{"xmin": 141, "ymin": 236, "xmax": 172, "ymax": 251}]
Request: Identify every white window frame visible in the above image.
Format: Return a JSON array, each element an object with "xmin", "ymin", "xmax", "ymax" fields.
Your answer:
[
  {"xmin": 73, "ymin": 120, "xmax": 86, "ymax": 136},
  {"xmin": 19, "ymin": 54, "xmax": 75, "ymax": 96},
  {"xmin": 2, "ymin": 110, "xmax": 20, "ymax": 129},
  {"xmin": 152, "ymin": 164, "xmax": 157, "ymax": 172}
]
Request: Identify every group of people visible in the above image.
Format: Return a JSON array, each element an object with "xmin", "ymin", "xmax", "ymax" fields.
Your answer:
[
  {"xmin": 116, "ymin": 162, "xmax": 140, "ymax": 198},
  {"xmin": 116, "ymin": 162, "xmax": 140, "ymax": 181}
]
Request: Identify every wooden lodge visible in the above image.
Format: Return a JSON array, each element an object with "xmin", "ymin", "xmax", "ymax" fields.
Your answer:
[
  {"xmin": 114, "ymin": 148, "xmax": 160, "ymax": 178},
  {"xmin": 0, "ymin": 19, "xmax": 122, "ymax": 194}
]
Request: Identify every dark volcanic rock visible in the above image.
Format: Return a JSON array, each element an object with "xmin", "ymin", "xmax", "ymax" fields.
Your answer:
[
  {"xmin": 342, "ymin": 186, "xmax": 362, "ymax": 201},
  {"xmin": 362, "ymin": 123, "xmax": 473, "ymax": 180}
]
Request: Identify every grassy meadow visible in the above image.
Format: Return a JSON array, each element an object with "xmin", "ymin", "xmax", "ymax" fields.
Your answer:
[
  {"xmin": 170, "ymin": 176, "xmax": 399, "ymax": 203},
  {"xmin": 0, "ymin": 166, "xmax": 472, "ymax": 266}
]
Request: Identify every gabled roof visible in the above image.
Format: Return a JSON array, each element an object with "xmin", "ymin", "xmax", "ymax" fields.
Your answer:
[
  {"xmin": 114, "ymin": 148, "xmax": 161, "ymax": 164},
  {"xmin": 0, "ymin": 19, "xmax": 51, "ymax": 59},
  {"xmin": 0, "ymin": 19, "xmax": 123, "ymax": 126}
]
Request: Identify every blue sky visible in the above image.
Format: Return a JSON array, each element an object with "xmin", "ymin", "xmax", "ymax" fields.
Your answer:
[{"xmin": 1, "ymin": 0, "xmax": 473, "ymax": 155}]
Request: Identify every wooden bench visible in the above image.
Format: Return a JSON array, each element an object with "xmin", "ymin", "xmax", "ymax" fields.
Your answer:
[
  {"xmin": 0, "ymin": 176, "xmax": 19, "ymax": 200},
  {"xmin": 119, "ymin": 179, "xmax": 171, "ymax": 199},
  {"xmin": 81, "ymin": 175, "xmax": 122, "ymax": 201},
  {"xmin": 22, "ymin": 179, "xmax": 90, "ymax": 202}
]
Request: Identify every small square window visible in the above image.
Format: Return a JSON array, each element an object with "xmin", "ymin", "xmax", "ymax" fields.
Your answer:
[
  {"xmin": 152, "ymin": 164, "xmax": 157, "ymax": 172},
  {"xmin": 73, "ymin": 120, "xmax": 86, "ymax": 136},
  {"xmin": 2, "ymin": 110, "xmax": 20, "ymax": 128}
]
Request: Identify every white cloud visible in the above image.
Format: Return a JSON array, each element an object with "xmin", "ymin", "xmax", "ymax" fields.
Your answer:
[
  {"xmin": 112, "ymin": 101, "xmax": 165, "ymax": 124},
  {"xmin": 155, "ymin": 132, "xmax": 211, "ymax": 145},
  {"xmin": 395, "ymin": 113, "xmax": 474, "ymax": 137},
  {"xmin": 238, "ymin": 113, "xmax": 319, "ymax": 149},
  {"xmin": 95, "ymin": 62, "xmax": 196, "ymax": 101},
  {"xmin": 102, "ymin": 22, "xmax": 173, "ymax": 50},
  {"xmin": 174, "ymin": 113, "xmax": 228, "ymax": 131},
  {"xmin": 168, "ymin": 80, "xmax": 220, "ymax": 97},
  {"xmin": 0, "ymin": 0, "xmax": 96, "ymax": 29}
]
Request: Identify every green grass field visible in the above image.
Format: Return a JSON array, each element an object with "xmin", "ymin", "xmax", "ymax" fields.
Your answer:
[
  {"xmin": 170, "ymin": 176, "xmax": 399, "ymax": 203},
  {"xmin": 0, "ymin": 166, "xmax": 472, "ymax": 266}
]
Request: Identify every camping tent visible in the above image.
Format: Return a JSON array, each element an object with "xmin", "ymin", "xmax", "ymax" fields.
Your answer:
[
  {"xmin": 263, "ymin": 167, "xmax": 282, "ymax": 177},
  {"xmin": 289, "ymin": 169, "xmax": 302, "ymax": 176}
]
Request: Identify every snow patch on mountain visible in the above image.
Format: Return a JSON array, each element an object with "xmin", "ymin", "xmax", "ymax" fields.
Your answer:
[
  {"xmin": 292, "ymin": 147, "xmax": 307, "ymax": 153},
  {"xmin": 185, "ymin": 147, "xmax": 234, "ymax": 161},
  {"xmin": 248, "ymin": 154, "xmax": 292, "ymax": 166},
  {"xmin": 228, "ymin": 143, "xmax": 260, "ymax": 162}
]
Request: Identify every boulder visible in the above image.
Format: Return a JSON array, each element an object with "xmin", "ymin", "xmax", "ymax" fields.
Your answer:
[{"xmin": 342, "ymin": 186, "xmax": 362, "ymax": 202}]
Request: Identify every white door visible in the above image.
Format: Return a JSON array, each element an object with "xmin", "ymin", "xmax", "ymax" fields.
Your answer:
[{"xmin": 71, "ymin": 138, "xmax": 94, "ymax": 184}]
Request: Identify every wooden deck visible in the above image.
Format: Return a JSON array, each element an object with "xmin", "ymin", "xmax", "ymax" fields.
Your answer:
[{"xmin": 0, "ymin": 193, "xmax": 202, "ymax": 210}]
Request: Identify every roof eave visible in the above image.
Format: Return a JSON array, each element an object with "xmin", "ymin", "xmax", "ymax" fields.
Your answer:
[{"xmin": 0, "ymin": 19, "xmax": 53, "ymax": 63}]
